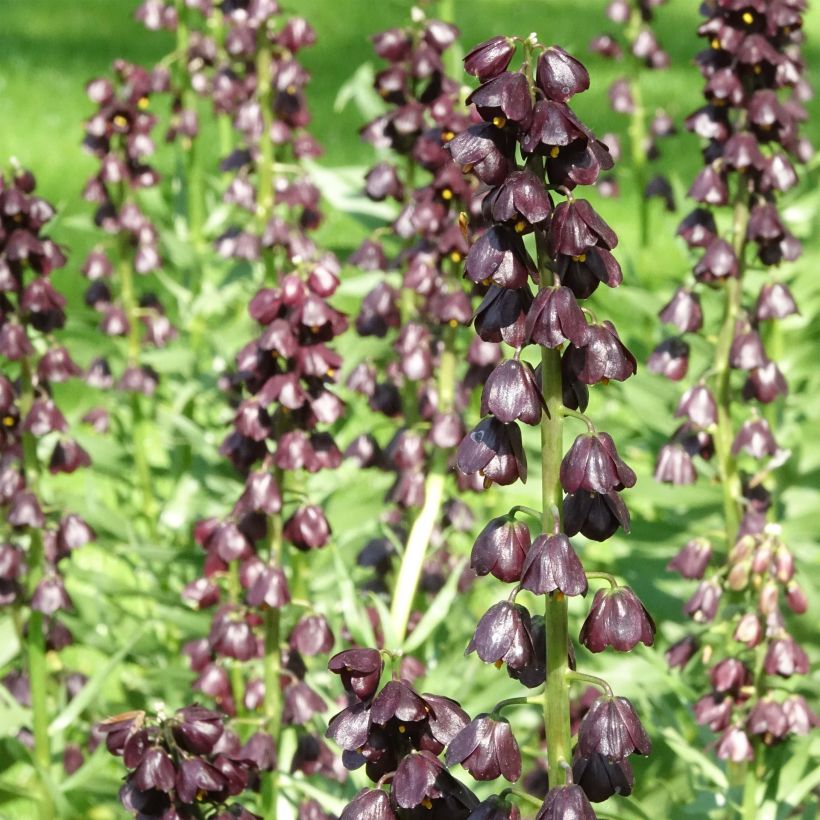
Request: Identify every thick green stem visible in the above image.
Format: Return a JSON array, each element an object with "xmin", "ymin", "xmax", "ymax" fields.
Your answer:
[
  {"xmin": 389, "ymin": 326, "xmax": 456, "ymax": 645},
  {"xmin": 19, "ymin": 358, "xmax": 53, "ymax": 815},
  {"xmin": 540, "ymin": 330, "xmax": 571, "ymax": 785},
  {"xmin": 712, "ymin": 175, "xmax": 750, "ymax": 545},
  {"xmin": 226, "ymin": 562, "xmax": 246, "ymax": 714},
  {"xmin": 255, "ymin": 37, "xmax": 275, "ymax": 232}
]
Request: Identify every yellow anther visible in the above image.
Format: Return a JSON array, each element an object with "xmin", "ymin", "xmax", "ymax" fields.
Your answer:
[
  {"xmin": 398, "ymin": 725, "xmax": 406, "ymax": 734},
  {"xmin": 326, "ymin": 368, "xmax": 335, "ymax": 378},
  {"xmin": 2, "ymin": 416, "xmax": 14, "ymax": 427},
  {"xmin": 458, "ymin": 211, "xmax": 469, "ymax": 238},
  {"xmin": 137, "ymin": 96, "xmax": 150, "ymax": 110},
  {"xmin": 448, "ymin": 319, "xmax": 459, "ymax": 328},
  {"xmin": 310, "ymin": 325, "xmax": 320, "ymax": 333},
  {"xmin": 711, "ymin": 37, "xmax": 721, "ymax": 49},
  {"xmin": 482, "ymin": 277, "xmax": 492, "ymax": 287},
  {"xmin": 441, "ymin": 188, "xmax": 453, "ymax": 201},
  {"xmin": 572, "ymin": 254, "xmax": 587, "ymax": 263},
  {"xmin": 742, "ymin": 11, "xmax": 754, "ymax": 24},
  {"xmin": 753, "ymin": 64, "xmax": 762, "ymax": 74},
  {"xmin": 462, "ymin": 163, "xmax": 474, "ymax": 174},
  {"xmin": 492, "ymin": 115, "xmax": 507, "ymax": 129},
  {"xmin": 287, "ymin": 84, "xmax": 296, "ymax": 94},
  {"xmin": 422, "ymin": 798, "xmax": 433, "ymax": 809},
  {"xmin": 494, "ymin": 659, "xmax": 503, "ymax": 669},
  {"xmin": 449, "ymin": 250, "xmax": 462, "ymax": 263},
  {"xmin": 113, "ymin": 114, "xmax": 128, "ymax": 128},
  {"xmin": 514, "ymin": 219, "xmax": 527, "ymax": 234},
  {"xmin": 554, "ymin": 591, "xmax": 566, "ymax": 602},
  {"xmin": 442, "ymin": 129, "xmax": 455, "ymax": 142},
  {"xmin": 550, "ymin": 146, "xmax": 560, "ymax": 158}
]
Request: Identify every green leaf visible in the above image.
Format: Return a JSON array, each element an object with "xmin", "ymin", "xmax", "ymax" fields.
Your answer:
[
  {"xmin": 49, "ymin": 626, "xmax": 149, "ymax": 736},
  {"xmin": 403, "ymin": 557, "xmax": 467, "ymax": 653},
  {"xmin": 660, "ymin": 727, "xmax": 729, "ymax": 791}
]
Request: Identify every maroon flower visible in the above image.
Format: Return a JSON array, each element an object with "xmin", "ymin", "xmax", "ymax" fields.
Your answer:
[
  {"xmin": 579, "ymin": 586, "xmax": 654, "ymax": 653},
  {"xmin": 578, "ymin": 696, "xmax": 651, "ymax": 760},
  {"xmin": 446, "ymin": 715, "xmax": 521, "ymax": 782},
  {"xmin": 520, "ymin": 533, "xmax": 588, "ymax": 597}
]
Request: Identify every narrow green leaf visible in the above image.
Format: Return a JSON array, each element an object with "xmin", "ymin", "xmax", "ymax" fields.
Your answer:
[
  {"xmin": 403, "ymin": 557, "xmax": 466, "ymax": 653},
  {"xmin": 660, "ymin": 727, "xmax": 729, "ymax": 791},
  {"xmin": 49, "ymin": 626, "xmax": 148, "ymax": 736}
]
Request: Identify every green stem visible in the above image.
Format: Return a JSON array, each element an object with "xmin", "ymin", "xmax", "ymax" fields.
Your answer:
[
  {"xmin": 226, "ymin": 562, "xmax": 246, "ymax": 714},
  {"xmin": 537, "ymin": 236, "xmax": 571, "ymax": 785},
  {"xmin": 255, "ymin": 35, "xmax": 275, "ymax": 232},
  {"xmin": 492, "ymin": 693, "xmax": 544, "ymax": 715},
  {"xmin": 566, "ymin": 670, "xmax": 614, "ymax": 696},
  {"xmin": 585, "ymin": 571, "xmax": 619, "ymax": 588},
  {"xmin": 712, "ymin": 174, "xmax": 750, "ymax": 545},
  {"xmin": 740, "ymin": 761, "xmax": 759, "ymax": 820},
  {"xmin": 389, "ymin": 326, "xmax": 456, "ymax": 646},
  {"xmin": 19, "ymin": 358, "xmax": 53, "ymax": 816}
]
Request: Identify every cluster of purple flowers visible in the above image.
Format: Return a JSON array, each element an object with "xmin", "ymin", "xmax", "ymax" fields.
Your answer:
[
  {"xmin": 0, "ymin": 167, "xmax": 96, "ymax": 763},
  {"xmin": 589, "ymin": 0, "xmax": 676, "ymax": 210},
  {"xmin": 99, "ymin": 705, "xmax": 272, "ymax": 818},
  {"xmin": 169, "ymin": 6, "xmax": 347, "ymax": 816},
  {"xmin": 653, "ymin": 0, "xmax": 815, "ymax": 772},
  {"xmin": 348, "ymin": 11, "xmax": 492, "ymax": 500},
  {"xmin": 82, "ymin": 60, "xmax": 174, "ymax": 393}
]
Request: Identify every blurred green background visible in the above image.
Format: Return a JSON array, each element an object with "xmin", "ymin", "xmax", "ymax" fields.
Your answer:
[{"xmin": 0, "ymin": 0, "xmax": 818, "ymax": 817}]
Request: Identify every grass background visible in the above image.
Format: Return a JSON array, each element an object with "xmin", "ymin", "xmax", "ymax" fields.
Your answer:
[{"xmin": 0, "ymin": 0, "xmax": 818, "ymax": 817}]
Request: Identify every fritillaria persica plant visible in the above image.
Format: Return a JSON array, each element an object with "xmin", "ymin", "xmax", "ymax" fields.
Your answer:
[
  {"xmin": 0, "ymin": 166, "xmax": 96, "ymax": 814},
  {"xmin": 652, "ymin": 1, "xmax": 814, "ymax": 815},
  {"xmin": 326, "ymin": 33, "xmax": 655, "ymax": 819}
]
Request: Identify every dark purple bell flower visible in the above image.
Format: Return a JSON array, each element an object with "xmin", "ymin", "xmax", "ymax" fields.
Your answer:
[
  {"xmin": 365, "ymin": 162, "xmax": 404, "ymax": 203},
  {"xmin": 578, "ymin": 695, "xmax": 651, "ymax": 760},
  {"xmin": 677, "ymin": 209, "xmax": 717, "ymax": 249},
  {"xmin": 520, "ymin": 533, "xmax": 587, "ymax": 597},
  {"xmin": 283, "ymin": 681, "xmax": 326, "ymax": 726},
  {"xmin": 573, "ymin": 752, "xmax": 633, "ymax": 803},
  {"xmin": 715, "ymin": 727, "xmax": 753, "ymax": 763},
  {"xmin": 466, "ymin": 601, "xmax": 534, "ymax": 671},
  {"xmin": 764, "ymin": 636, "xmax": 809, "ymax": 678},
  {"xmin": 247, "ymin": 564, "xmax": 291, "ymax": 609},
  {"xmin": 483, "ymin": 169, "xmax": 552, "ymax": 230},
  {"xmin": 667, "ymin": 538, "xmax": 712, "ymax": 579},
  {"xmin": 283, "ymin": 505, "xmax": 330, "ymax": 550},
  {"xmin": 556, "ymin": 246, "xmax": 622, "ymax": 299},
  {"xmin": 31, "ymin": 575, "xmax": 73, "ymax": 615},
  {"xmin": 465, "ymin": 226, "xmax": 537, "ymax": 289},
  {"xmin": 693, "ymin": 693, "xmax": 733, "ymax": 733},
  {"xmin": 481, "ymin": 359, "xmax": 545, "ymax": 425},
  {"xmin": 446, "ymin": 714, "xmax": 521, "ymax": 782},
  {"xmin": 563, "ymin": 322, "xmax": 636, "ymax": 385},
  {"xmin": 474, "ymin": 285, "xmax": 532, "ymax": 348},
  {"xmin": 560, "ymin": 432, "xmax": 636, "ymax": 495},
  {"xmin": 746, "ymin": 699, "xmax": 788, "ymax": 744},
  {"xmin": 340, "ymin": 789, "xmax": 396, "ymax": 820},
  {"xmin": 710, "ymin": 658, "xmax": 751, "ymax": 695},
  {"xmin": 328, "ymin": 648, "xmax": 383, "ymax": 702},
  {"xmin": 524, "ymin": 285, "xmax": 588, "ymax": 348},
  {"xmin": 175, "ymin": 757, "xmax": 227, "ymax": 804},
  {"xmin": 563, "ymin": 490, "xmax": 630, "ymax": 542},
  {"xmin": 457, "ymin": 417, "xmax": 527, "ymax": 487},
  {"xmin": 694, "ymin": 238, "xmax": 738, "ymax": 283},
  {"xmin": 537, "ymin": 46, "xmax": 590, "ymax": 103},
  {"xmin": 448, "ymin": 123, "xmax": 514, "ymax": 186},
  {"xmin": 731, "ymin": 418, "xmax": 777, "ymax": 459},
  {"xmin": 464, "ymin": 36, "xmax": 516, "ymax": 82},
  {"xmin": 647, "ymin": 338, "xmax": 689, "ymax": 381},
  {"xmin": 729, "ymin": 328, "xmax": 767, "ymax": 371},
  {"xmin": 391, "ymin": 750, "xmax": 477, "ymax": 814},
  {"xmin": 171, "ymin": 706, "xmax": 224, "ymax": 756},
  {"xmin": 550, "ymin": 199, "xmax": 617, "ymax": 257},
  {"xmin": 675, "ymin": 384, "xmax": 717, "ymax": 428},
  {"xmin": 535, "ymin": 784, "xmax": 596, "ymax": 820},
  {"xmin": 783, "ymin": 696, "xmax": 817, "ymax": 737},
  {"xmin": 688, "ymin": 165, "xmax": 728, "ymax": 206},
  {"xmin": 744, "ymin": 361, "xmax": 788, "ymax": 404},
  {"xmin": 654, "ymin": 442, "xmax": 696, "ymax": 486},
  {"xmin": 665, "ymin": 635, "xmax": 699, "ymax": 670},
  {"xmin": 467, "ymin": 71, "xmax": 533, "ymax": 127},
  {"xmin": 684, "ymin": 580, "xmax": 721, "ymax": 623},
  {"xmin": 132, "ymin": 747, "xmax": 176, "ymax": 792},
  {"xmin": 470, "ymin": 515, "xmax": 531, "ymax": 583},
  {"xmin": 289, "ymin": 614, "xmax": 334, "ymax": 656},
  {"xmin": 580, "ymin": 586, "xmax": 654, "ymax": 653},
  {"xmin": 755, "ymin": 282, "xmax": 798, "ymax": 321}
]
